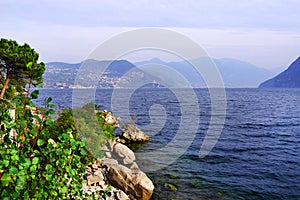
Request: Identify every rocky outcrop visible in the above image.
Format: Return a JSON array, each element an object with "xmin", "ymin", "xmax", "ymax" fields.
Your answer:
[
  {"xmin": 83, "ymin": 140, "xmax": 154, "ymax": 200},
  {"xmin": 121, "ymin": 124, "xmax": 151, "ymax": 143},
  {"xmin": 100, "ymin": 111, "xmax": 151, "ymax": 144},
  {"xmin": 83, "ymin": 111, "xmax": 153, "ymax": 199},
  {"xmin": 113, "ymin": 143, "xmax": 136, "ymax": 165},
  {"xmin": 100, "ymin": 110, "xmax": 120, "ymax": 129},
  {"xmin": 83, "ymin": 159, "xmax": 131, "ymax": 200}
]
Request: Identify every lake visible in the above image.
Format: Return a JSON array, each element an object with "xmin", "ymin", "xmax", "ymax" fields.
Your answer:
[{"xmin": 35, "ymin": 88, "xmax": 300, "ymax": 200}]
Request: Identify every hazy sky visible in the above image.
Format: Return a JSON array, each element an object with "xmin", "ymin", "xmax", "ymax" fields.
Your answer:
[{"xmin": 1, "ymin": 0, "xmax": 300, "ymax": 69}]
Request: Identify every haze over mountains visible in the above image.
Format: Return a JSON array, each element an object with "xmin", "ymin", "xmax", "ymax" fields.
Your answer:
[
  {"xmin": 43, "ymin": 58, "xmax": 284, "ymax": 88},
  {"xmin": 135, "ymin": 58, "xmax": 279, "ymax": 88}
]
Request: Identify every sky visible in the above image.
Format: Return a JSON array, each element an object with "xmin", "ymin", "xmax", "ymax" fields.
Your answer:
[{"xmin": 1, "ymin": 0, "xmax": 300, "ymax": 69}]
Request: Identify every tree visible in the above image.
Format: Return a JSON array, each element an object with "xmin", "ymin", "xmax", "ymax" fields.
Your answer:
[{"xmin": 0, "ymin": 38, "xmax": 45, "ymax": 99}]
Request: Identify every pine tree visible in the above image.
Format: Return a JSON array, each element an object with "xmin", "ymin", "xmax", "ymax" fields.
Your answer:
[{"xmin": 0, "ymin": 38, "xmax": 45, "ymax": 99}]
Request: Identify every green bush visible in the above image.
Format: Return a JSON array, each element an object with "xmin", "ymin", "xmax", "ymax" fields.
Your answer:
[
  {"xmin": 0, "ymin": 93, "xmax": 115, "ymax": 199},
  {"xmin": 71, "ymin": 102, "xmax": 115, "ymax": 159}
]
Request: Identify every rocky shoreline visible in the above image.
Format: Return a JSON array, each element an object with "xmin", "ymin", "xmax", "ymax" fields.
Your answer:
[{"xmin": 82, "ymin": 111, "xmax": 154, "ymax": 200}]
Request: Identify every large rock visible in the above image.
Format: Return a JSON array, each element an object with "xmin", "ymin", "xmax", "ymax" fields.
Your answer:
[
  {"xmin": 106, "ymin": 163, "xmax": 154, "ymax": 200},
  {"xmin": 83, "ymin": 140, "xmax": 154, "ymax": 200},
  {"xmin": 114, "ymin": 143, "xmax": 136, "ymax": 165},
  {"xmin": 121, "ymin": 124, "xmax": 151, "ymax": 143},
  {"xmin": 83, "ymin": 160, "xmax": 130, "ymax": 200}
]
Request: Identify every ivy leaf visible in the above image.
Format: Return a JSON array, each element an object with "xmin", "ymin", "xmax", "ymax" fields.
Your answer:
[
  {"xmin": 11, "ymin": 154, "xmax": 19, "ymax": 162},
  {"xmin": 32, "ymin": 157, "xmax": 39, "ymax": 165},
  {"xmin": 46, "ymin": 175, "xmax": 52, "ymax": 181},
  {"xmin": 45, "ymin": 119, "xmax": 54, "ymax": 126},
  {"xmin": 2, "ymin": 160, "xmax": 10, "ymax": 167},
  {"xmin": 30, "ymin": 165, "xmax": 37, "ymax": 173},
  {"xmin": 20, "ymin": 158, "xmax": 31, "ymax": 169},
  {"xmin": 45, "ymin": 97, "xmax": 53, "ymax": 104},
  {"xmin": 45, "ymin": 164, "xmax": 54, "ymax": 173},
  {"xmin": 30, "ymin": 90, "xmax": 39, "ymax": 99},
  {"xmin": 65, "ymin": 149, "xmax": 72, "ymax": 155},
  {"xmin": 80, "ymin": 149, "xmax": 87, "ymax": 156},
  {"xmin": 37, "ymin": 139, "xmax": 45, "ymax": 146},
  {"xmin": 1, "ymin": 173, "xmax": 12, "ymax": 187},
  {"xmin": 15, "ymin": 175, "xmax": 27, "ymax": 192},
  {"xmin": 50, "ymin": 190, "xmax": 57, "ymax": 197},
  {"xmin": 33, "ymin": 115, "xmax": 42, "ymax": 123},
  {"xmin": 9, "ymin": 167, "xmax": 18, "ymax": 175},
  {"xmin": 48, "ymin": 138, "xmax": 57, "ymax": 147},
  {"xmin": 60, "ymin": 186, "xmax": 68, "ymax": 194},
  {"xmin": 70, "ymin": 139, "xmax": 77, "ymax": 150}
]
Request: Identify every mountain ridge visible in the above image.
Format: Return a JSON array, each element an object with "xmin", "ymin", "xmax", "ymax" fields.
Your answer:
[
  {"xmin": 43, "ymin": 58, "xmax": 280, "ymax": 88},
  {"xmin": 259, "ymin": 57, "xmax": 300, "ymax": 88},
  {"xmin": 135, "ymin": 57, "xmax": 276, "ymax": 88}
]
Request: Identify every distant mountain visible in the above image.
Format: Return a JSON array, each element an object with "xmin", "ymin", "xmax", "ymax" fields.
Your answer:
[
  {"xmin": 214, "ymin": 58, "xmax": 274, "ymax": 88},
  {"xmin": 259, "ymin": 57, "xmax": 300, "ymax": 88},
  {"xmin": 43, "ymin": 59, "xmax": 137, "ymax": 88},
  {"xmin": 135, "ymin": 58, "xmax": 276, "ymax": 88},
  {"xmin": 43, "ymin": 57, "xmax": 280, "ymax": 88}
]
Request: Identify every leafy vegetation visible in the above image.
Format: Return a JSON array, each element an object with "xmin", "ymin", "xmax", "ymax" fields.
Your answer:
[{"xmin": 0, "ymin": 38, "xmax": 115, "ymax": 199}]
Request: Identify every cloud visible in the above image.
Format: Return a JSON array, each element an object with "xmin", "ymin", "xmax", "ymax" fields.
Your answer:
[
  {"xmin": 1, "ymin": 0, "xmax": 300, "ymax": 29},
  {"xmin": 1, "ymin": 0, "xmax": 300, "ymax": 68}
]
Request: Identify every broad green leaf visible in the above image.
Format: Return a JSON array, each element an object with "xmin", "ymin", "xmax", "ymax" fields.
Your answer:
[
  {"xmin": 45, "ymin": 97, "xmax": 52, "ymax": 104},
  {"xmin": 30, "ymin": 90, "xmax": 39, "ymax": 99},
  {"xmin": 9, "ymin": 167, "xmax": 18, "ymax": 175},
  {"xmin": 55, "ymin": 149, "xmax": 63, "ymax": 156},
  {"xmin": 60, "ymin": 186, "xmax": 68, "ymax": 194},
  {"xmin": 70, "ymin": 139, "xmax": 77, "ymax": 150},
  {"xmin": 48, "ymin": 138, "xmax": 57, "ymax": 147},
  {"xmin": 2, "ymin": 160, "xmax": 10, "ymax": 167},
  {"xmin": 33, "ymin": 115, "xmax": 42, "ymax": 123},
  {"xmin": 9, "ymin": 149, "xmax": 18, "ymax": 155},
  {"xmin": 65, "ymin": 149, "xmax": 72, "ymax": 155},
  {"xmin": 50, "ymin": 190, "xmax": 57, "ymax": 196},
  {"xmin": 20, "ymin": 158, "xmax": 31, "ymax": 169},
  {"xmin": 11, "ymin": 154, "xmax": 19, "ymax": 162},
  {"xmin": 45, "ymin": 119, "xmax": 54, "ymax": 126},
  {"xmin": 33, "ymin": 150, "xmax": 40, "ymax": 156},
  {"xmin": 1, "ymin": 189, "xmax": 12, "ymax": 199},
  {"xmin": 46, "ymin": 175, "xmax": 52, "ymax": 181},
  {"xmin": 1, "ymin": 173, "xmax": 11, "ymax": 187},
  {"xmin": 80, "ymin": 149, "xmax": 87, "ymax": 156},
  {"xmin": 47, "ymin": 109, "xmax": 55, "ymax": 115},
  {"xmin": 15, "ymin": 175, "xmax": 27, "ymax": 192},
  {"xmin": 66, "ymin": 166, "xmax": 72, "ymax": 173},
  {"xmin": 23, "ymin": 191, "xmax": 29, "ymax": 200},
  {"xmin": 37, "ymin": 139, "xmax": 45, "ymax": 146},
  {"xmin": 62, "ymin": 133, "xmax": 70, "ymax": 139},
  {"xmin": 32, "ymin": 157, "xmax": 39, "ymax": 165},
  {"xmin": 45, "ymin": 164, "xmax": 54, "ymax": 172},
  {"xmin": 30, "ymin": 165, "xmax": 37, "ymax": 173}
]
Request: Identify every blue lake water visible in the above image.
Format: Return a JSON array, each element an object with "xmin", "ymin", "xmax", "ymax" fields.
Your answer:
[{"xmin": 35, "ymin": 88, "xmax": 300, "ymax": 200}]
